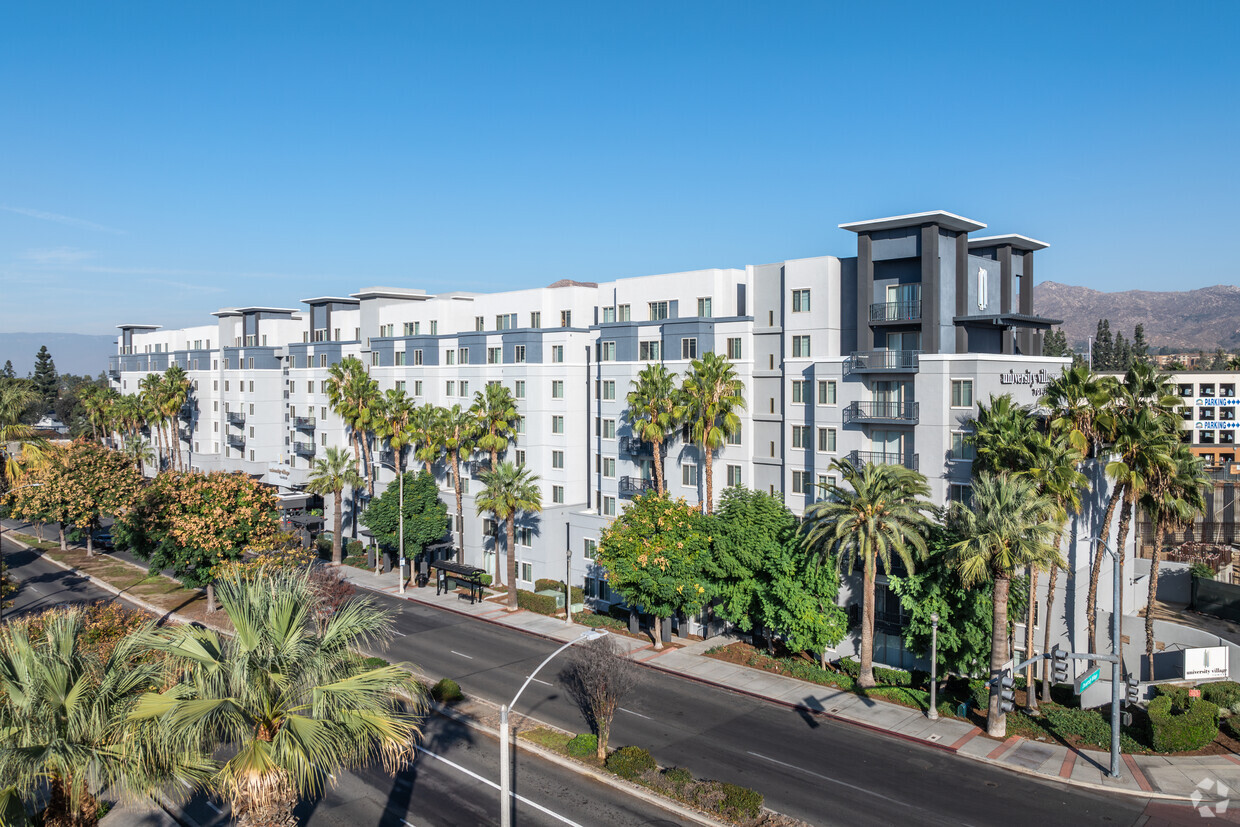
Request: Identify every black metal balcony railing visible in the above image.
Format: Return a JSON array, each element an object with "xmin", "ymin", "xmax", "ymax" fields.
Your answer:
[
  {"xmin": 293, "ymin": 442, "xmax": 316, "ymax": 458},
  {"xmin": 293, "ymin": 416, "xmax": 316, "ymax": 430},
  {"xmin": 846, "ymin": 350, "xmax": 921, "ymax": 373},
  {"xmin": 378, "ymin": 449, "xmax": 396, "ymax": 468},
  {"xmin": 843, "ymin": 400, "xmax": 920, "ymax": 424},
  {"xmin": 227, "ymin": 434, "xmax": 246, "ymax": 449},
  {"xmin": 618, "ymin": 435, "xmax": 652, "ymax": 455},
  {"xmin": 227, "ymin": 411, "xmax": 246, "ymax": 426},
  {"xmin": 618, "ymin": 476, "xmax": 656, "ymax": 498},
  {"xmin": 869, "ymin": 300, "xmax": 922, "ymax": 323},
  {"xmin": 847, "ymin": 450, "xmax": 919, "ymax": 472}
]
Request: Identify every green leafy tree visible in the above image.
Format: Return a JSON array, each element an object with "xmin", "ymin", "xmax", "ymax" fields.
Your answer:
[
  {"xmin": 802, "ymin": 460, "xmax": 935, "ymax": 688},
  {"xmin": 475, "ymin": 462, "xmax": 542, "ymax": 607},
  {"xmin": 1092, "ymin": 319, "xmax": 1113, "ymax": 370},
  {"xmin": 31, "ymin": 346, "xmax": 57, "ymax": 412},
  {"xmin": 133, "ymin": 569, "xmax": 426, "ymax": 827},
  {"xmin": 306, "ymin": 447, "xmax": 364, "ymax": 565},
  {"xmin": 58, "ymin": 440, "xmax": 144, "ymax": 556},
  {"xmin": 951, "ymin": 473, "xmax": 1061, "ymax": 737},
  {"xmin": 1132, "ymin": 324, "xmax": 1150, "ymax": 364},
  {"xmin": 626, "ymin": 363, "xmax": 680, "ymax": 494},
  {"xmin": 596, "ymin": 493, "xmax": 712, "ymax": 650},
  {"xmin": 0, "ymin": 360, "xmax": 13, "ymax": 379},
  {"xmin": 0, "ymin": 608, "xmax": 209, "ymax": 827},
  {"xmin": 679, "ymin": 352, "xmax": 745, "ymax": 514},
  {"xmin": 361, "ymin": 470, "xmax": 449, "ymax": 567}
]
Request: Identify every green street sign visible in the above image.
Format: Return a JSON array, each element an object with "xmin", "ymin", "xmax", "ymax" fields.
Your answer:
[{"xmin": 1075, "ymin": 666, "xmax": 1101, "ymax": 695}]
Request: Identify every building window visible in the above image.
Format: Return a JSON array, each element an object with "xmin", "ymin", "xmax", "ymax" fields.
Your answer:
[
  {"xmin": 475, "ymin": 316, "xmax": 485, "ymax": 332},
  {"xmin": 459, "ymin": 381, "xmax": 468, "ymax": 398},
  {"xmin": 446, "ymin": 381, "xmax": 456, "ymax": 397},
  {"xmin": 639, "ymin": 340, "xmax": 661, "ymax": 361},
  {"xmin": 552, "ymin": 450, "xmax": 564, "ymax": 469},
  {"xmin": 414, "ymin": 349, "xmax": 423, "ymax": 365},
  {"xmin": 792, "ymin": 335, "xmax": 811, "ymax": 358},
  {"xmin": 552, "ymin": 415, "xmax": 565, "ymax": 434},
  {"xmin": 818, "ymin": 380, "xmax": 836, "ymax": 405},
  {"xmin": 514, "ymin": 380, "xmax": 526, "ymax": 398},
  {"xmin": 553, "ymin": 485, "xmax": 565, "ymax": 504},
  {"xmin": 488, "ymin": 347, "xmax": 501, "ymax": 364},
  {"xmin": 552, "ymin": 345, "xmax": 564, "ymax": 363},
  {"xmin": 446, "ymin": 350, "xmax": 456, "ymax": 366},
  {"xmin": 697, "ymin": 297, "xmax": 712, "ymax": 318},
  {"xmin": 602, "ymin": 380, "xmax": 615, "ymax": 400},
  {"xmin": 321, "ymin": 406, "xmax": 327, "ymax": 420},
  {"xmin": 521, "ymin": 561, "xmax": 533, "ymax": 581},
  {"xmin": 949, "ymin": 483, "xmax": 973, "ymax": 506},
  {"xmin": 395, "ymin": 351, "xmax": 406, "ymax": 366},
  {"xmin": 371, "ymin": 351, "xmax": 380, "ymax": 366},
  {"xmin": 618, "ymin": 304, "xmax": 631, "ymax": 321},
  {"xmin": 792, "ymin": 289, "xmax": 810, "ymax": 312},
  {"xmin": 517, "ymin": 527, "xmax": 533, "ymax": 547},
  {"xmin": 561, "ymin": 310, "xmax": 572, "ymax": 328},
  {"xmin": 514, "ymin": 416, "xmax": 524, "ymax": 435},
  {"xmin": 792, "ymin": 425, "xmax": 809, "ymax": 449},
  {"xmin": 600, "ymin": 341, "xmax": 617, "ymax": 362},
  {"xmin": 818, "ymin": 427, "xmax": 836, "ymax": 453},
  {"xmin": 458, "ymin": 348, "xmax": 468, "ymax": 363},
  {"xmin": 602, "ymin": 307, "xmax": 616, "ymax": 324},
  {"xmin": 681, "ymin": 338, "xmax": 697, "ymax": 360},
  {"xmin": 602, "ymin": 419, "xmax": 616, "ymax": 439},
  {"xmin": 529, "ymin": 312, "xmax": 541, "ymax": 329},
  {"xmin": 679, "ymin": 463, "xmax": 699, "ymax": 487},
  {"xmin": 725, "ymin": 427, "xmax": 741, "ymax": 446},
  {"xmin": 395, "ymin": 380, "xmax": 406, "ymax": 393},
  {"xmin": 727, "ymin": 464, "xmax": 742, "ymax": 487},
  {"xmin": 727, "ymin": 337, "xmax": 742, "ymax": 359},
  {"xmin": 791, "ymin": 380, "xmax": 807, "ymax": 404},
  {"xmin": 497, "ymin": 314, "xmax": 514, "ymax": 331},
  {"xmin": 514, "ymin": 345, "xmax": 526, "ymax": 363},
  {"xmin": 649, "ymin": 301, "xmax": 669, "ymax": 321},
  {"xmin": 583, "ymin": 538, "xmax": 597, "ymax": 560},
  {"xmin": 602, "ymin": 457, "xmax": 616, "ymax": 478},
  {"xmin": 430, "ymin": 320, "xmax": 438, "ymax": 335},
  {"xmin": 552, "ymin": 380, "xmax": 564, "ymax": 399},
  {"xmin": 816, "ymin": 474, "xmax": 835, "ymax": 500},
  {"xmin": 792, "ymin": 470, "xmax": 811, "ymax": 495},
  {"xmin": 515, "ymin": 449, "xmax": 526, "ymax": 465},
  {"xmin": 951, "ymin": 379, "xmax": 974, "ymax": 408},
  {"xmin": 951, "ymin": 432, "xmax": 976, "ymax": 461},
  {"xmin": 602, "ymin": 496, "xmax": 617, "ymax": 516},
  {"xmin": 319, "ymin": 354, "xmax": 328, "ymax": 368},
  {"xmin": 414, "ymin": 380, "xmax": 423, "ymax": 396}
]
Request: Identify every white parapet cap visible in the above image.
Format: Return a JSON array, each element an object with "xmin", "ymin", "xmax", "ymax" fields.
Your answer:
[
  {"xmin": 300, "ymin": 296, "xmax": 361, "ymax": 306},
  {"xmin": 968, "ymin": 234, "xmax": 1050, "ymax": 252},
  {"xmin": 116, "ymin": 323, "xmax": 161, "ymax": 330},
  {"xmin": 351, "ymin": 286, "xmax": 432, "ymax": 301},
  {"xmin": 838, "ymin": 210, "xmax": 987, "ymax": 234}
]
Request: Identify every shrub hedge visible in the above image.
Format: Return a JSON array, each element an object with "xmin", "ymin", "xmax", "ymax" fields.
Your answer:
[
  {"xmin": 346, "ymin": 539, "xmax": 364, "ymax": 558},
  {"xmin": 1148, "ymin": 694, "xmax": 1219, "ymax": 752},
  {"xmin": 836, "ymin": 657, "xmax": 913, "ymax": 687},
  {"xmin": 605, "ymin": 746, "xmax": 656, "ymax": 780},
  {"xmin": 516, "ymin": 589, "xmax": 559, "ymax": 615},
  {"xmin": 431, "ymin": 678, "xmax": 464, "ymax": 704},
  {"xmin": 566, "ymin": 733, "xmax": 597, "ymax": 758},
  {"xmin": 1201, "ymin": 681, "xmax": 1240, "ymax": 710},
  {"xmin": 717, "ymin": 782, "xmax": 764, "ymax": 820}
]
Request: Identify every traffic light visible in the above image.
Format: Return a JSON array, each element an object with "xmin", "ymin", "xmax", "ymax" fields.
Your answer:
[
  {"xmin": 1127, "ymin": 681, "xmax": 1141, "ymax": 705},
  {"xmin": 1052, "ymin": 645, "xmax": 1069, "ymax": 684},
  {"xmin": 997, "ymin": 670, "xmax": 1016, "ymax": 713}
]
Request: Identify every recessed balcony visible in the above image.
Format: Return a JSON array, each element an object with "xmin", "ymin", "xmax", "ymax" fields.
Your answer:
[
  {"xmin": 869, "ymin": 301, "xmax": 922, "ymax": 324},
  {"xmin": 293, "ymin": 441, "xmax": 316, "ymax": 458},
  {"xmin": 847, "ymin": 449, "xmax": 919, "ymax": 472},
  {"xmin": 227, "ymin": 411, "xmax": 246, "ymax": 427},
  {"xmin": 618, "ymin": 476, "xmax": 656, "ymax": 498},
  {"xmin": 293, "ymin": 416, "xmax": 316, "ymax": 431},
  {"xmin": 843, "ymin": 400, "xmax": 919, "ymax": 425},
  {"xmin": 618, "ymin": 435, "xmax": 652, "ymax": 455},
  {"xmin": 846, "ymin": 350, "xmax": 921, "ymax": 374},
  {"xmin": 227, "ymin": 434, "xmax": 246, "ymax": 450}
]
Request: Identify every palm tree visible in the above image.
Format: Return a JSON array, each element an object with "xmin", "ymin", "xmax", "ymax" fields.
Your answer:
[
  {"xmin": 1227, "ymin": 354, "xmax": 1240, "ymax": 371},
  {"xmin": 377, "ymin": 388, "xmax": 416, "ymax": 473},
  {"xmin": 112, "ymin": 393, "xmax": 145, "ymax": 455},
  {"xmin": 325, "ymin": 357, "xmax": 381, "ymax": 495},
  {"xmin": 803, "ymin": 460, "xmax": 935, "ymax": 688},
  {"xmin": 138, "ymin": 373, "xmax": 167, "ymax": 470},
  {"xmin": 161, "ymin": 365, "xmax": 191, "ymax": 471},
  {"xmin": 626, "ymin": 363, "xmax": 679, "ymax": 494},
  {"xmin": 122, "ymin": 436, "xmax": 157, "ymax": 471},
  {"xmin": 951, "ymin": 473, "xmax": 1061, "ymax": 737},
  {"xmin": 969, "ymin": 394, "xmax": 1039, "ymax": 475},
  {"xmin": 679, "ymin": 352, "xmax": 746, "ymax": 514},
  {"xmin": 441, "ymin": 405, "xmax": 479, "ymax": 563},
  {"xmin": 0, "ymin": 608, "xmax": 208, "ymax": 826},
  {"xmin": 0, "ymin": 382, "xmax": 48, "ymax": 485},
  {"xmin": 410, "ymin": 403, "xmax": 445, "ymax": 475},
  {"xmin": 471, "ymin": 382, "xmax": 519, "ymax": 471},
  {"xmin": 476, "ymin": 462, "xmax": 543, "ymax": 609},
  {"xmin": 1141, "ymin": 445, "xmax": 1209, "ymax": 680},
  {"xmin": 306, "ymin": 447, "xmax": 363, "ymax": 565},
  {"xmin": 1042, "ymin": 365, "xmax": 1112, "ymax": 457},
  {"xmin": 133, "ymin": 569, "xmax": 425, "ymax": 827}
]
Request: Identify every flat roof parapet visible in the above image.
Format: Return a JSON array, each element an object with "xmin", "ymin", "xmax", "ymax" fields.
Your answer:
[
  {"xmin": 968, "ymin": 234, "xmax": 1050, "ymax": 252},
  {"xmin": 839, "ymin": 210, "xmax": 987, "ymax": 234}
]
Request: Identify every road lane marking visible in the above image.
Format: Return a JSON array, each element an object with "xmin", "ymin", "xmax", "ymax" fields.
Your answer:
[
  {"xmin": 747, "ymin": 751, "xmax": 911, "ymax": 808},
  {"xmin": 205, "ymin": 801, "xmax": 224, "ymax": 815},
  {"xmin": 414, "ymin": 745, "xmax": 584, "ymax": 827},
  {"xmin": 531, "ymin": 677, "xmax": 552, "ymax": 687},
  {"xmin": 450, "ymin": 650, "xmax": 473, "ymax": 659},
  {"xmin": 619, "ymin": 707, "xmax": 651, "ymax": 719},
  {"xmin": 391, "ymin": 630, "xmax": 407, "ymax": 637}
]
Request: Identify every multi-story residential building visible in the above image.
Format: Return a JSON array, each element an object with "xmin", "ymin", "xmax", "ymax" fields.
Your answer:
[{"xmin": 111, "ymin": 209, "xmax": 1080, "ymax": 642}]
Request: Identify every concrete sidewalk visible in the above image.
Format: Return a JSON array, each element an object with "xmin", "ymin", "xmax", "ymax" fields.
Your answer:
[{"xmin": 340, "ymin": 565, "xmax": 1240, "ymax": 805}]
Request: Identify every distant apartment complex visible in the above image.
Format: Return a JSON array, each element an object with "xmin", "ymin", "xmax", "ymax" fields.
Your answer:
[{"xmin": 109, "ymin": 210, "xmax": 1069, "ymax": 624}]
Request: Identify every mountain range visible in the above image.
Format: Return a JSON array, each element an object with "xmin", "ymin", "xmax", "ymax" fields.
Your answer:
[{"xmin": 1033, "ymin": 282, "xmax": 1240, "ymax": 352}]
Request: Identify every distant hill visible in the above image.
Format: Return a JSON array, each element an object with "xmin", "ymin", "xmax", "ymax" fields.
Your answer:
[
  {"xmin": 1034, "ymin": 282, "xmax": 1240, "ymax": 352},
  {"xmin": 0, "ymin": 333, "xmax": 116, "ymax": 378}
]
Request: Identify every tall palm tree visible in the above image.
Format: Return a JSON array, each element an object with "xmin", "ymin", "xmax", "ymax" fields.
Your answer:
[
  {"xmin": 440, "ymin": 404, "xmax": 479, "ymax": 561},
  {"xmin": 626, "ymin": 363, "xmax": 679, "ymax": 495},
  {"xmin": 471, "ymin": 382, "xmax": 519, "ymax": 472},
  {"xmin": 161, "ymin": 365, "xmax": 191, "ymax": 471},
  {"xmin": 138, "ymin": 373, "xmax": 167, "ymax": 471},
  {"xmin": 0, "ymin": 382, "xmax": 48, "ymax": 485},
  {"xmin": 679, "ymin": 352, "xmax": 746, "ymax": 514},
  {"xmin": 409, "ymin": 403, "xmax": 445, "ymax": 474},
  {"xmin": 325, "ymin": 357, "xmax": 381, "ymax": 495},
  {"xmin": 133, "ymin": 569, "xmax": 425, "ymax": 827},
  {"xmin": 803, "ymin": 459, "xmax": 935, "ymax": 688},
  {"xmin": 0, "ymin": 608, "xmax": 208, "ymax": 827},
  {"xmin": 951, "ymin": 473, "xmax": 1061, "ymax": 737},
  {"xmin": 112, "ymin": 393, "xmax": 145, "ymax": 454},
  {"xmin": 1141, "ymin": 445, "xmax": 1209, "ymax": 680},
  {"xmin": 1042, "ymin": 365, "xmax": 1112, "ymax": 457},
  {"xmin": 476, "ymin": 462, "xmax": 543, "ymax": 609},
  {"xmin": 377, "ymin": 388, "xmax": 416, "ymax": 473},
  {"xmin": 305, "ymin": 446, "xmax": 363, "ymax": 565},
  {"xmin": 969, "ymin": 394, "xmax": 1038, "ymax": 475}
]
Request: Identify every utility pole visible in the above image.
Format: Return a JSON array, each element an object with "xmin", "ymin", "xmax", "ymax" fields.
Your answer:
[{"xmin": 564, "ymin": 520, "xmax": 573, "ymax": 626}]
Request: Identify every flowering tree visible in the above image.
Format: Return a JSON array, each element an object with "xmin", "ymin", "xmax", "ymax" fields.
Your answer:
[
  {"xmin": 5, "ymin": 450, "xmax": 73, "ymax": 549},
  {"xmin": 596, "ymin": 493, "xmax": 711, "ymax": 650},
  {"xmin": 59, "ymin": 441, "xmax": 143, "ymax": 556}
]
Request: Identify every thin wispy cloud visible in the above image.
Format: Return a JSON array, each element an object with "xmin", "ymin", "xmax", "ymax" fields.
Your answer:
[
  {"xmin": 20, "ymin": 247, "xmax": 98, "ymax": 265},
  {"xmin": 0, "ymin": 205, "xmax": 126, "ymax": 235},
  {"xmin": 141, "ymin": 278, "xmax": 225, "ymax": 294}
]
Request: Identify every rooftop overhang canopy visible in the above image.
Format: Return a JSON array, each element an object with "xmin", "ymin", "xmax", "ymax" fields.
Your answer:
[
  {"xmin": 968, "ymin": 234, "xmax": 1050, "ymax": 252},
  {"xmin": 839, "ymin": 210, "xmax": 986, "ymax": 234},
  {"xmin": 953, "ymin": 313, "xmax": 1062, "ymax": 330},
  {"xmin": 300, "ymin": 296, "xmax": 361, "ymax": 306}
]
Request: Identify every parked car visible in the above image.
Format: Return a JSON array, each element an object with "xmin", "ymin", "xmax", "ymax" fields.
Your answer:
[{"xmin": 91, "ymin": 530, "xmax": 113, "ymax": 550}]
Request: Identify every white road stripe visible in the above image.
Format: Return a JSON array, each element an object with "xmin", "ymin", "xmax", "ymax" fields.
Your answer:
[
  {"xmin": 414, "ymin": 745, "xmax": 584, "ymax": 827},
  {"xmin": 401, "ymin": 820, "xmax": 418, "ymax": 827},
  {"xmin": 747, "ymin": 751, "xmax": 912, "ymax": 808},
  {"xmin": 450, "ymin": 650, "xmax": 473, "ymax": 659},
  {"xmin": 205, "ymin": 801, "xmax": 224, "ymax": 815},
  {"xmin": 619, "ymin": 707, "xmax": 651, "ymax": 719},
  {"xmin": 531, "ymin": 677, "xmax": 553, "ymax": 687},
  {"xmin": 391, "ymin": 630, "xmax": 407, "ymax": 637}
]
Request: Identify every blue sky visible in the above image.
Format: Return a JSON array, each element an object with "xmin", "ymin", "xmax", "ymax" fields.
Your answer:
[{"xmin": 1, "ymin": 1, "xmax": 1236, "ymax": 335}]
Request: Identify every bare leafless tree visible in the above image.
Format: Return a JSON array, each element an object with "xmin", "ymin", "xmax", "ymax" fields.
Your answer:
[{"xmin": 559, "ymin": 636, "xmax": 638, "ymax": 760}]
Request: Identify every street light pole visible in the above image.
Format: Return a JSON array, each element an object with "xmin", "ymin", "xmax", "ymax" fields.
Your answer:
[
  {"xmin": 1090, "ymin": 534, "xmax": 1124, "ymax": 779},
  {"xmin": 928, "ymin": 612, "xmax": 939, "ymax": 721},
  {"xmin": 0, "ymin": 483, "xmax": 44, "ymax": 622},
  {"xmin": 564, "ymin": 520, "xmax": 572, "ymax": 626},
  {"xmin": 397, "ymin": 464, "xmax": 405, "ymax": 595},
  {"xmin": 500, "ymin": 629, "xmax": 606, "ymax": 827}
]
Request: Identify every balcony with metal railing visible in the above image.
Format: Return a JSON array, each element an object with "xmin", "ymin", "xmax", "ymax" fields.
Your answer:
[
  {"xmin": 226, "ymin": 434, "xmax": 246, "ymax": 449},
  {"xmin": 179, "ymin": 403, "xmax": 195, "ymax": 421},
  {"xmin": 378, "ymin": 449, "xmax": 396, "ymax": 468},
  {"xmin": 227, "ymin": 411, "xmax": 246, "ymax": 426},
  {"xmin": 847, "ymin": 449, "xmax": 919, "ymax": 471},
  {"xmin": 846, "ymin": 350, "xmax": 921, "ymax": 374},
  {"xmin": 618, "ymin": 476, "xmax": 656, "ymax": 498},
  {"xmin": 869, "ymin": 300, "xmax": 922, "ymax": 324},
  {"xmin": 293, "ymin": 441, "xmax": 316, "ymax": 458},
  {"xmin": 618, "ymin": 435, "xmax": 652, "ymax": 455},
  {"xmin": 843, "ymin": 400, "xmax": 919, "ymax": 425},
  {"xmin": 293, "ymin": 416, "xmax": 316, "ymax": 431}
]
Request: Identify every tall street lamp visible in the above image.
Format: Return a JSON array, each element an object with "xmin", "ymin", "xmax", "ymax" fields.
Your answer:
[
  {"xmin": 499, "ymin": 629, "xmax": 607, "ymax": 827},
  {"xmin": 928, "ymin": 612, "xmax": 940, "ymax": 721},
  {"xmin": 1, "ymin": 482, "xmax": 43, "ymax": 622},
  {"xmin": 397, "ymin": 463, "xmax": 405, "ymax": 595}
]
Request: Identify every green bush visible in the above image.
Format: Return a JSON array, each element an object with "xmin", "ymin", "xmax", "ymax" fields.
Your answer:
[
  {"xmin": 1201, "ymin": 681, "xmax": 1240, "ymax": 710},
  {"xmin": 1191, "ymin": 561, "xmax": 1216, "ymax": 580},
  {"xmin": 868, "ymin": 686, "xmax": 931, "ymax": 711},
  {"xmin": 566, "ymin": 733, "xmax": 597, "ymax": 758},
  {"xmin": 346, "ymin": 539, "xmax": 364, "ymax": 558},
  {"xmin": 661, "ymin": 767, "xmax": 693, "ymax": 789},
  {"xmin": 577, "ymin": 611, "xmax": 626, "ymax": 631},
  {"xmin": 431, "ymin": 678, "xmax": 464, "ymax": 704},
  {"xmin": 836, "ymin": 657, "xmax": 912, "ymax": 687},
  {"xmin": 717, "ymin": 782, "xmax": 764, "ymax": 820},
  {"xmin": 1226, "ymin": 716, "xmax": 1240, "ymax": 740},
  {"xmin": 478, "ymin": 573, "xmax": 492, "ymax": 586},
  {"xmin": 608, "ymin": 604, "xmax": 632, "ymax": 622},
  {"xmin": 535, "ymin": 578, "xmax": 561, "ymax": 592},
  {"xmin": 1148, "ymin": 694, "xmax": 1219, "ymax": 752},
  {"xmin": 361, "ymin": 656, "xmax": 390, "ymax": 670},
  {"xmin": 516, "ymin": 589, "xmax": 559, "ymax": 615},
  {"xmin": 315, "ymin": 535, "xmax": 332, "ymax": 556},
  {"xmin": 969, "ymin": 679, "xmax": 991, "ymax": 711},
  {"xmin": 605, "ymin": 745, "xmax": 656, "ymax": 780}
]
